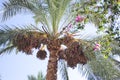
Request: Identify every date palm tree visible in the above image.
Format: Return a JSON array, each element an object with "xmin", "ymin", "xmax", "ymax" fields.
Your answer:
[
  {"xmin": 0, "ymin": 0, "xmax": 88, "ymax": 80},
  {"xmin": 0, "ymin": 0, "xmax": 120, "ymax": 80}
]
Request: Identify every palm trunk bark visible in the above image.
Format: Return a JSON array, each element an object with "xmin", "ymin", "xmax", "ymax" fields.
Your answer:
[{"xmin": 46, "ymin": 50, "xmax": 58, "ymax": 80}]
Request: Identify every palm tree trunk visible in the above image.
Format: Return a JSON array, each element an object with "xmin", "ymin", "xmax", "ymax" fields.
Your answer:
[{"xmin": 46, "ymin": 50, "xmax": 58, "ymax": 80}]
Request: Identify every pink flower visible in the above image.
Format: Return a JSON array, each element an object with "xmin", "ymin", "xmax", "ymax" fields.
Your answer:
[
  {"xmin": 95, "ymin": 43, "xmax": 100, "ymax": 47},
  {"xmin": 75, "ymin": 15, "xmax": 84, "ymax": 22},
  {"xmin": 94, "ymin": 43, "xmax": 101, "ymax": 51},
  {"xmin": 94, "ymin": 46, "xmax": 100, "ymax": 51}
]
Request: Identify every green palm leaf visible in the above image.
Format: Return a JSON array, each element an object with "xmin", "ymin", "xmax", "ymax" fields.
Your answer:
[
  {"xmin": 58, "ymin": 60, "xmax": 69, "ymax": 80},
  {"xmin": 1, "ymin": 0, "xmax": 72, "ymax": 36},
  {"xmin": 46, "ymin": 0, "xmax": 71, "ymax": 33},
  {"xmin": 111, "ymin": 41, "xmax": 120, "ymax": 55},
  {"xmin": 0, "ymin": 25, "xmax": 39, "ymax": 45},
  {"xmin": 2, "ymin": 0, "xmax": 36, "ymax": 21},
  {"xmin": 0, "ymin": 45, "xmax": 15, "ymax": 55},
  {"xmin": 28, "ymin": 72, "xmax": 45, "ymax": 80},
  {"xmin": 89, "ymin": 56, "xmax": 120, "ymax": 80},
  {"xmin": 28, "ymin": 75, "xmax": 37, "ymax": 80},
  {"xmin": 37, "ymin": 72, "xmax": 45, "ymax": 80},
  {"xmin": 0, "ymin": 25, "xmax": 45, "ymax": 55}
]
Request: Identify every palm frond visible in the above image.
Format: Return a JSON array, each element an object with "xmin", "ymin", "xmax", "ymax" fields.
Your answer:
[
  {"xmin": 32, "ymin": 1, "xmax": 52, "ymax": 34},
  {"xmin": 28, "ymin": 75, "xmax": 37, "ymax": 80},
  {"xmin": 58, "ymin": 60, "xmax": 69, "ymax": 80},
  {"xmin": 33, "ymin": 0, "xmax": 72, "ymax": 35},
  {"xmin": 78, "ymin": 64, "xmax": 99, "ymax": 80},
  {"xmin": 1, "ymin": 0, "xmax": 73, "ymax": 35},
  {"xmin": 0, "ymin": 45, "xmax": 15, "ymax": 55},
  {"xmin": 88, "ymin": 56, "xmax": 120, "ymax": 80},
  {"xmin": 0, "ymin": 25, "xmax": 41, "ymax": 45},
  {"xmin": 0, "ymin": 25, "xmax": 45, "ymax": 55},
  {"xmin": 46, "ymin": 0, "xmax": 71, "ymax": 34},
  {"xmin": 1, "ymin": 0, "xmax": 52, "ymax": 34},
  {"xmin": 0, "ymin": 26, "xmax": 16, "ymax": 46},
  {"xmin": 1, "ymin": 0, "xmax": 35, "ymax": 21},
  {"xmin": 27, "ymin": 71, "xmax": 45, "ymax": 80},
  {"xmin": 110, "ymin": 41, "xmax": 120, "ymax": 55},
  {"xmin": 77, "ymin": 64, "xmax": 89, "ymax": 79},
  {"xmin": 37, "ymin": 72, "xmax": 45, "ymax": 80}
]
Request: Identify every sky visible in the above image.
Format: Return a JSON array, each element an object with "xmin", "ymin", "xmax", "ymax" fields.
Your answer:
[{"xmin": 0, "ymin": 0, "xmax": 97, "ymax": 80}]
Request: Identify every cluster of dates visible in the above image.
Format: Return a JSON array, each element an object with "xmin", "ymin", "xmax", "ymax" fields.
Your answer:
[
  {"xmin": 12, "ymin": 32, "xmax": 48, "ymax": 55},
  {"xmin": 58, "ymin": 41, "xmax": 87, "ymax": 68}
]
